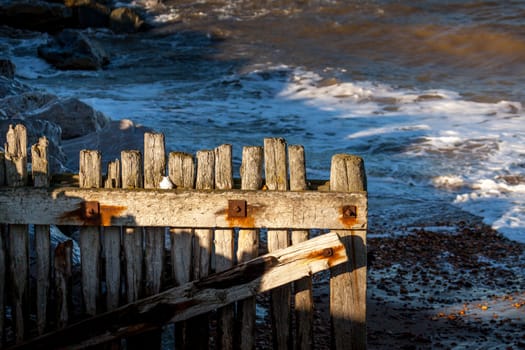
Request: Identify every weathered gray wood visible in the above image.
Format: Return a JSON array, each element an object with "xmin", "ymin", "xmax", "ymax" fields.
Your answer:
[
  {"xmin": 188, "ymin": 149, "xmax": 215, "ymax": 349},
  {"xmin": 214, "ymin": 144, "xmax": 235, "ymax": 350},
  {"xmin": 121, "ymin": 151, "xmax": 143, "ymax": 189},
  {"xmin": 12, "ymin": 232, "xmax": 348, "ymax": 350},
  {"xmin": 121, "ymin": 151, "xmax": 144, "ymax": 304},
  {"xmin": 4, "ymin": 124, "xmax": 27, "ymax": 187},
  {"xmin": 237, "ymin": 145, "xmax": 263, "ymax": 350},
  {"xmin": 168, "ymin": 152, "xmax": 194, "ymax": 287},
  {"xmin": 141, "ymin": 133, "xmax": 165, "ymax": 349},
  {"xmin": 32, "ymin": 136, "xmax": 51, "ymax": 335},
  {"xmin": 168, "ymin": 152, "xmax": 194, "ymax": 189},
  {"xmin": 264, "ymin": 137, "xmax": 291, "ymax": 350},
  {"xmin": 54, "ymin": 240, "xmax": 73, "ymax": 329},
  {"xmin": 0, "ymin": 224, "xmax": 5, "ymax": 347},
  {"xmin": 5, "ymin": 124, "xmax": 29, "ymax": 342},
  {"xmin": 104, "ymin": 159, "xmax": 121, "ymax": 189},
  {"xmin": 143, "ymin": 133, "xmax": 165, "ymax": 296},
  {"xmin": 330, "ymin": 154, "xmax": 367, "ymax": 350},
  {"xmin": 0, "ymin": 188, "xmax": 367, "ymax": 230},
  {"xmin": 31, "ymin": 136, "xmax": 50, "ymax": 187},
  {"xmin": 104, "ymin": 160, "xmax": 121, "ymax": 311},
  {"xmin": 288, "ymin": 145, "xmax": 313, "ymax": 350},
  {"xmin": 143, "ymin": 133, "xmax": 165, "ymax": 190},
  {"xmin": 167, "ymin": 151, "xmax": 195, "ymax": 350},
  {"xmin": 0, "ymin": 151, "xmax": 5, "ymax": 186},
  {"xmin": 79, "ymin": 150, "xmax": 102, "ymax": 316}
]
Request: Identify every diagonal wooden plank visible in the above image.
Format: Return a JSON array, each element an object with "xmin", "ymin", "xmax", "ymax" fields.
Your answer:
[{"xmin": 9, "ymin": 232, "xmax": 349, "ymax": 350}]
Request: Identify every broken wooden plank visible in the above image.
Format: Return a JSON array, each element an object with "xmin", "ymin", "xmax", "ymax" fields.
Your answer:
[
  {"xmin": 9, "ymin": 232, "xmax": 348, "ymax": 350},
  {"xmin": 0, "ymin": 188, "xmax": 367, "ymax": 230}
]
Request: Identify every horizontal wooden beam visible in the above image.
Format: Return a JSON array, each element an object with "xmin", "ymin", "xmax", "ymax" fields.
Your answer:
[
  {"xmin": 10, "ymin": 232, "xmax": 350, "ymax": 350},
  {"xmin": 0, "ymin": 187, "xmax": 366, "ymax": 230}
]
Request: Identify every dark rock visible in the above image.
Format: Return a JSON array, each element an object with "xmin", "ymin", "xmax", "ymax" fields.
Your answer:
[
  {"xmin": 64, "ymin": 0, "xmax": 111, "ymax": 29},
  {"xmin": 0, "ymin": 59, "xmax": 15, "ymax": 79},
  {"xmin": 0, "ymin": 92, "xmax": 58, "ymax": 119},
  {"xmin": 26, "ymin": 97, "xmax": 110, "ymax": 139},
  {"xmin": 37, "ymin": 29, "xmax": 109, "ymax": 70},
  {"xmin": 0, "ymin": 0, "xmax": 73, "ymax": 32},
  {"xmin": 109, "ymin": 7, "xmax": 146, "ymax": 33},
  {"xmin": 0, "ymin": 76, "xmax": 32, "ymax": 99}
]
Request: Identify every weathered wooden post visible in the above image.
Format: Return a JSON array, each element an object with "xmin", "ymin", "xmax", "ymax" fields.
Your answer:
[
  {"xmin": 168, "ymin": 151, "xmax": 194, "ymax": 349},
  {"xmin": 79, "ymin": 150, "xmax": 102, "ymax": 316},
  {"xmin": 0, "ymin": 152, "xmax": 5, "ymax": 348},
  {"xmin": 121, "ymin": 150, "xmax": 144, "ymax": 304},
  {"xmin": 330, "ymin": 154, "xmax": 367, "ymax": 350},
  {"xmin": 54, "ymin": 240, "xmax": 73, "ymax": 329},
  {"xmin": 141, "ymin": 132, "xmax": 166, "ymax": 349},
  {"xmin": 214, "ymin": 144, "xmax": 235, "ymax": 350},
  {"xmin": 288, "ymin": 145, "xmax": 313, "ymax": 350},
  {"xmin": 236, "ymin": 145, "xmax": 263, "ymax": 350},
  {"xmin": 5, "ymin": 124, "xmax": 29, "ymax": 342},
  {"xmin": 264, "ymin": 137, "xmax": 291, "ymax": 350},
  {"xmin": 31, "ymin": 136, "xmax": 51, "ymax": 335},
  {"xmin": 103, "ymin": 159, "xmax": 121, "ymax": 312},
  {"xmin": 186, "ymin": 149, "xmax": 215, "ymax": 349}
]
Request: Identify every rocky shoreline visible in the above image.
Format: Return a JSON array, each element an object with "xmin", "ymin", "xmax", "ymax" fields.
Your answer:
[{"xmin": 0, "ymin": 0, "xmax": 155, "ymax": 173}]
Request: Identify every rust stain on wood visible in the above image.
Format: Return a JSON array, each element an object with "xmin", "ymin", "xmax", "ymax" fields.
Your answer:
[
  {"xmin": 221, "ymin": 203, "xmax": 262, "ymax": 228},
  {"xmin": 61, "ymin": 204, "xmax": 127, "ymax": 226},
  {"xmin": 302, "ymin": 244, "xmax": 348, "ymax": 268},
  {"xmin": 340, "ymin": 205, "xmax": 358, "ymax": 227}
]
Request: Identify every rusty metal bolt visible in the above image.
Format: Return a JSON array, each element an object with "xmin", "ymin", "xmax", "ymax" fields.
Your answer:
[{"xmin": 322, "ymin": 248, "xmax": 333, "ymax": 257}]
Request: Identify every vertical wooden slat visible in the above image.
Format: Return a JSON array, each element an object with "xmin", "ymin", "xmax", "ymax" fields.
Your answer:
[
  {"xmin": 264, "ymin": 137, "xmax": 291, "ymax": 350},
  {"xmin": 288, "ymin": 145, "xmax": 313, "ymax": 350},
  {"xmin": 54, "ymin": 240, "xmax": 73, "ymax": 329},
  {"xmin": 0, "ymin": 149, "xmax": 4, "ymax": 347},
  {"xmin": 79, "ymin": 150, "xmax": 102, "ymax": 316},
  {"xmin": 121, "ymin": 151, "xmax": 143, "ymax": 304},
  {"xmin": 237, "ymin": 146, "xmax": 263, "ymax": 350},
  {"xmin": 186, "ymin": 149, "xmax": 215, "ymax": 349},
  {"xmin": 330, "ymin": 154, "xmax": 367, "ymax": 350},
  {"xmin": 0, "ymin": 151, "xmax": 5, "ymax": 185},
  {"xmin": 121, "ymin": 150, "xmax": 146, "ymax": 350},
  {"xmin": 5, "ymin": 124, "xmax": 29, "ymax": 342},
  {"xmin": 143, "ymin": 132, "xmax": 165, "ymax": 297},
  {"xmin": 141, "ymin": 133, "xmax": 166, "ymax": 350},
  {"xmin": 0, "ymin": 223, "xmax": 5, "ymax": 348},
  {"xmin": 5, "ymin": 124, "xmax": 27, "ymax": 187},
  {"xmin": 214, "ymin": 144, "xmax": 235, "ymax": 350},
  {"xmin": 168, "ymin": 151, "xmax": 194, "ymax": 190},
  {"xmin": 32, "ymin": 136, "xmax": 51, "ymax": 335},
  {"xmin": 168, "ymin": 152, "xmax": 194, "ymax": 349},
  {"xmin": 103, "ymin": 160, "xmax": 121, "ymax": 312}
]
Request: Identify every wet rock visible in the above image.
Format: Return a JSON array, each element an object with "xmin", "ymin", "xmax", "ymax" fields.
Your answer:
[
  {"xmin": 64, "ymin": 0, "xmax": 111, "ymax": 29},
  {"xmin": 0, "ymin": 0, "xmax": 73, "ymax": 32},
  {"xmin": 0, "ymin": 59, "xmax": 15, "ymax": 79},
  {"xmin": 110, "ymin": 7, "xmax": 146, "ymax": 33},
  {"xmin": 0, "ymin": 92, "xmax": 58, "ymax": 119},
  {"xmin": 37, "ymin": 29, "xmax": 109, "ymax": 70},
  {"xmin": 26, "ymin": 97, "xmax": 110, "ymax": 140}
]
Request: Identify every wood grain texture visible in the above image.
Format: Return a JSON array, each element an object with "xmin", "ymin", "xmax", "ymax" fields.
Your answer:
[
  {"xmin": 54, "ymin": 240, "xmax": 73, "ymax": 329},
  {"xmin": 329, "ymin": 154, "xmax": 367, "ymax": 350},
  {"xmin": 79, "ymin": 150, "xmax": 102, "ymax": 316},
  {"xmin": 264, "ymin": 137, "xmax": 291, "ymax": 350},
  {"xmin": 11, "ymin": 232, "xmax": 348, "ymax": 350},
  {"xmin": 32, "ymin": 136, "xmax": 51, "ymax": 335},
  {"xmin": 5, "ymin": 124, "xmax": 29, "ymax": 342},
  {"xmin": 0, "ymin": 188, "xmax": 367, "ymax": 230},
  {"xmin": 289, "ymin": 145, "xmax": 313, "ymax": 350}
]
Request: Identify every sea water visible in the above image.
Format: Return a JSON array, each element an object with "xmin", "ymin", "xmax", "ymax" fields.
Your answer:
[{"xmin": 3, "ymin": 0, "xmax": 525, "ymax": 242}]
